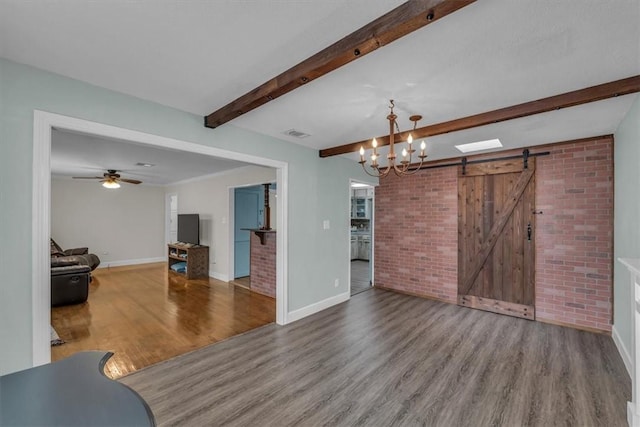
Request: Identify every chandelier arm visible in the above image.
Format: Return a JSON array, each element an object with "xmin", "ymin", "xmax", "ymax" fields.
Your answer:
[
  {"xmin": 400, "ymin": 158, "xmax": 426, "ymax": 175},
  {"xmin": 377, "ymin": 165, "xmax": 392, "ymax": 178},
  {"xmin": 360, "ymin": 163, "xmax": 381, "ymax": 177}
]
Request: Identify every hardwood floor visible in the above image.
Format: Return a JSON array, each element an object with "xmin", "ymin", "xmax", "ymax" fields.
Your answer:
[
  {"xmin": 51, "ymin": 263, "xmax": 276, "ymax": 379},
  {"xmin": 230, "ymin": 275, "xmax": 251, "ymax": 289},
  {"xmin": 121, "ymin": 288, "xmax": 630, "ymax": 426}
]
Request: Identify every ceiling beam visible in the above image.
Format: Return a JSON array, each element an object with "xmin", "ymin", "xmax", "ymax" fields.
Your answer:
[
  {"xmin": 204, "ymin": 0, "xmax": 477, "ymax": 129},
  {"xmin": 319, "ymin": 75, "xmax": 640, "ymax": 158}
]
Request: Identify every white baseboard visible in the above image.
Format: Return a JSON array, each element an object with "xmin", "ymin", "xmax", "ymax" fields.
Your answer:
[
  {"xmin": 210, "ymin": 271, "xmax": 229, "ymax": 282},
  {"xmin": 97, "ymin": 257, "xmax": 165, "ymax": 268},
  {"xmin": 286, "ymin": 291, "xmax": 350, "ymax": 324},
  {"xmin": 613, "ymin": 325, "xmax": 632, "ymax": 378}
]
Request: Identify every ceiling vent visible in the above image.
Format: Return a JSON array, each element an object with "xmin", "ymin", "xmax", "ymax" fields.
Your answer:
[
  {"xmin": 135, "ymin": 162, "xmax": 155, "ymax": 167},
  {"xmin": 283, "ymin": 129, "xmax": 311, "ymax": 139}
]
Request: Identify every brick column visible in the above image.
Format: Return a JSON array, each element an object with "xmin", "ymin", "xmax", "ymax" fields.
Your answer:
[{"xmin": 250, "ymin": 232, "xmax": 276, "ymax": 298}]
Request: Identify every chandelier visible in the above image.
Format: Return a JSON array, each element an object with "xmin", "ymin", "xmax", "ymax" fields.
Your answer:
[{"xmin": 359, "ymin": 100, "xmax": 427, "ymax": 177}]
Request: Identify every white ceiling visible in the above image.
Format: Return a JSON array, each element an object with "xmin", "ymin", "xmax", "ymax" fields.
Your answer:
[
  {"xmin": 51, "ymin": 129, "xmax": 250, "ymax": 185},
  {"xmin": 1, "ymin": 0, "xmax": 639, "ymax": 174}
]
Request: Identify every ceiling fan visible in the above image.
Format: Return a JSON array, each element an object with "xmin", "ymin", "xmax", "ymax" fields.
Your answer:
[{"xmin": 72, "ymin": 169, "xmax": 142, "ymax": 189}]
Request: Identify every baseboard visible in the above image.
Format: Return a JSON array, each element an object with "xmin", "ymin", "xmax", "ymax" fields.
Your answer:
[
  {"xmin": 286, "ymin": 291, "xmax": 350, "ymax": 323},
  {"xmin": 209, "ymin": 271, "xmax": 229, "ymax": 282},
  {"xmin": 97, "ymin": 257, "xmax": 165, "ymax": 268},
  {"xmin": 613, "ymin": 325, "xmax": 632, "ymax": 378},
  {"xmin": 374, "ymin": 284, "xmax": 452, "ymax": 304},
  {"xmin": 536, "ymin": 317, "xmax": 611, "ymax": 335}
]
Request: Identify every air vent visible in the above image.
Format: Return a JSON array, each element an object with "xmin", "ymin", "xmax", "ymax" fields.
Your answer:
[
  {"xmin": 135, "ymin": 162, "xmax": 155, "ymax": 167},
  {"xmin": 283, "ymin": 129, "xmax": 311, "ymax": 139}
]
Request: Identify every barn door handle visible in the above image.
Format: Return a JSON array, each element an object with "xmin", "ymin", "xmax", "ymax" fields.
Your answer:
[{"xmin": 527, "ymin": 222, "xmax": 532, "ymax": 241}]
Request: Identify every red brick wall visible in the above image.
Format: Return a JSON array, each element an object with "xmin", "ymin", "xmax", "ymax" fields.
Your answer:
[
  {"xmin": 375, "ymin": 167, "xmax": 458, "ymax": 303},
  {"xmin": 250, "ymin": 232, "xmax": 276, "ymax": 298},
  {"xmin": 535, "ymin": 139, "xmax": 613, "ymax": 331},
  {"xmin": 375, "ymin": 137, "xmax": 613, "ymax": 332}
]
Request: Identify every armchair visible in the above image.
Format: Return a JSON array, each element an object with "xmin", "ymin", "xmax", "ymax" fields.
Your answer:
[
  {"xmin": 50, "ymin": 239, "xmax": 100, "ymax": 271},
  {"xmin": 50, "ymin": 239, "xmax": 100, "ymax": 306}
]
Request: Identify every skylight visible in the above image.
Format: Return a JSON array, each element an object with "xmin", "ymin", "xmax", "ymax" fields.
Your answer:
[
  {"xmin": 351, "ymin": 182, "xmax": 370, "ymax": 188},
  {"xmin": 455, "ymin": 138, "xmax": 502, "ymax": 153}
]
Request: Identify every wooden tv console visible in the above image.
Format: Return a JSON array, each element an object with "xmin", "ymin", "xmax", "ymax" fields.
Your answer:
[{"xmin": 167, "ymin": 243, "xmax": 209, "ymax": 279}]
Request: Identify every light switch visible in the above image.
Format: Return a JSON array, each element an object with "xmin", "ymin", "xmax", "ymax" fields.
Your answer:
[{"xmin": 323, "ymin": 220, "xmax": 330, "ymax": 230}]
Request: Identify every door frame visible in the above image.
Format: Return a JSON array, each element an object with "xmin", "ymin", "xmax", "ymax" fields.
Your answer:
[
  {"xmin": 348, "ymin": 180, "xmax": 376, "ymax": 294},
  {"xmin": 32, "ymin": 110, "xmax": 289, "ymax": 367},
  {"xmin": 165, "ymin": 193, "xmax": 178, "ymax": 245},
  {"xmin": 228, "ymin": 182, "xmax": 274, "ymax": 280}
]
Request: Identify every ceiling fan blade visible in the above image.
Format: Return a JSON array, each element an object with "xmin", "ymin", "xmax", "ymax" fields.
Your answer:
[
  {"xmin": 72, "ymin": 176, "xmax": 104, "ymax": 179},
  {"xmin": 119, "ymin": 178, "xmax": 142, "ymax": 184}
]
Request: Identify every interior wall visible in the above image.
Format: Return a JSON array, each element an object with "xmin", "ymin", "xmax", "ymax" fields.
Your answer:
[
  {"xmin": 613, "ymin": 95, "xmax": 640, "ymax": 358},
  {"xmin": 375, "ymin": 137, "xmax": 614, "ymax": 332},
  {"xmin": 0, "ymin": 58, "xmax": 376, "ymax": 375},
  {"xmin": 165, "ymin": 166, "xmax": 276, "ymax": 281},
  {"xmin": 51, "ymin": 178, "xmax": 165, "ymax": 265}
]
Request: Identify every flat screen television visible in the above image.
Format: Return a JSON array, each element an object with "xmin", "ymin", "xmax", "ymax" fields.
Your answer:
[{"xmin": 177, "ymin": 214, "xmax": 200, "ymax": 245}]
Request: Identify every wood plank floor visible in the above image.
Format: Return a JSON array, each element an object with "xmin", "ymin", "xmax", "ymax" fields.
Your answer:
[
  {"xmin": 121, "ymin": 288, "xmax": 630, "ymax": 426},
  {"xmin": 351, "ymin": 260, "xmax": 371, "ymax": 296},
  {"xmin": 51, "ymin": 263, "xmax": 275, "ymax": 379}
]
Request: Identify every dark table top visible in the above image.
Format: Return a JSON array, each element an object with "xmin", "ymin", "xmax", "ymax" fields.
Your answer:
[{"xmin": 0, "ymin": 351, "xmax": 155, "ymax": 426}]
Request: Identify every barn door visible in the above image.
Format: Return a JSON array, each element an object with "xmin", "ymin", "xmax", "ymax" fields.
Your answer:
[{"xmin": 457, "ymin": 158, "xmax": 536, "ymax": 320}]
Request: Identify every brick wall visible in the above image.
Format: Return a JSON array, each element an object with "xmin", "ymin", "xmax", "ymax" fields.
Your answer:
[
  {"xmin": 250, "ymin": 232, "xmax": 276, "ymax": 298},
  {"xmin": 375, "ymin": 167, "xmax": 458, "ymax": 303},
  {"xmin": 375, "ymin": 137, "xmax": 613, "ymax": 332},
  {"xmin": 535, "ymin": 138, "xmax": 613, "ymax": 331}
]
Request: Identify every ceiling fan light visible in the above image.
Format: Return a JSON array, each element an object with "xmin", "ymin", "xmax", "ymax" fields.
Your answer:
[{"xmin": 102, "ymin": 180, "xmax": 120, "ymax": 189}]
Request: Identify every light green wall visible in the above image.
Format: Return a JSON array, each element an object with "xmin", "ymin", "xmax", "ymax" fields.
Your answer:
[
  {"xmin": 613, "ymin": 94, "xmax": 640, "ymax": 356},
  {"xmin": 0, "ymin": 58, "xmax": 375, "ymax": 374}
]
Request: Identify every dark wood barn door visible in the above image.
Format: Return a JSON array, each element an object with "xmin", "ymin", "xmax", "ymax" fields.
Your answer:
[{"xmin": 457, "ymin": 158, "xmax": 536, "ymax": 320}]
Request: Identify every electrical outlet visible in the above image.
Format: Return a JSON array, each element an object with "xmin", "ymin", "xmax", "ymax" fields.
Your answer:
[{"xmin": 334, "ymin": 278, "xmax": 339, "ymax": 288}]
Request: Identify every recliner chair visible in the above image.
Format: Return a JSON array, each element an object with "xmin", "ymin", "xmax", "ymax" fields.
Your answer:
[
  {"xmin": 50, "ymin": 239, "xmax": 100, "ymax": 306},
  {"xmin": 50, "ymin": 239, "xmax": 100, "ymax": 271}
]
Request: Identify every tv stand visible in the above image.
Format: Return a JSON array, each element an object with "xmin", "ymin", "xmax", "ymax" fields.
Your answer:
[{"xmin": 167, "ymin": 243, "xmax": 209, "ymax": 279}]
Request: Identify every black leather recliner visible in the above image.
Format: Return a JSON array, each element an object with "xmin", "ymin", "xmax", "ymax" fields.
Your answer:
[
  {"xmin": 50, "ymin": 239, "xmax": 100, "ymax": 306},
  {"xmin": 50, "ymin": 239, "xmax": 101, "ymax": 271}
]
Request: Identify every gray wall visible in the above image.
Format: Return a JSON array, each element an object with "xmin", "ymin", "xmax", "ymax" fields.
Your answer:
[
  {"xmin": 613, "ymin": 94, "xmax": 640, "ymax": 358},
  {"xmin": 165, "ymin": 166, "xmax": 277, "ymax": 281},
  {"xmin": 51, "ymin": 178, "xmax": 166, "ymax": 265},
  {"xmin": 0, "ymin": 58, "xmax": 375, "ymax": 374}
]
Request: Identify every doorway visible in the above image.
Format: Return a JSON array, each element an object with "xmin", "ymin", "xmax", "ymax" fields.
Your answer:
[
  {"xmin": 32, "ymin": 111, "xmax": 289, "ymax": 367},
  {"xmin": 165, "ymin": 193, "xmax": 178, "ymax": 244},
  {"xmin": 234, "ymin": 186, "xmax": 262, "ymax": 279},
  {"xmin": 350, "ymin": 181, "xmax": 374, "ymax": 296}
]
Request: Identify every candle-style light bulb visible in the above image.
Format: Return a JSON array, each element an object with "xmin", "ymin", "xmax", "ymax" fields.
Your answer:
[
  {"xmin": 402, "ymin": 148, "xmax": 408, "ymax": 158},
  {"xmin": 372, "ymin": 138, "xmax": 378, "ymax": 148},
  {"xmin": 359, "ymin": 146, "xmax": 365, "ymax": 162},
  {"xmin": 420, "ymin": 141, "xmax": 426, "ymax": 156},
  {"xmin": 407, "ymin": 134, "xmax": 413, "ymax": 145}
]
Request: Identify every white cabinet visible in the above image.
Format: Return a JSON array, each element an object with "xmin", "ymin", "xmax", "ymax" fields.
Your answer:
[
  {"xmin": 356, "ymin": 236, "xmax": 371, "ymax": 260},
  {"xmin": 351, "ymin": 188, "xmax": 373, "ymax": 219},
  {"xmin": 350, "ymin": 237, "xmax": 358, "ymax": 260}
]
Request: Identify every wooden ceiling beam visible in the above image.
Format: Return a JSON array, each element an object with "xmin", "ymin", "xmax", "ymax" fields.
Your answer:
[
  {"xmin": 319, "ymin": 75, "xmax": 640, "ymax": 158},
  {"xmin": 204, "ymin": 0, "xmax": 477, "ymax": 129}
]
